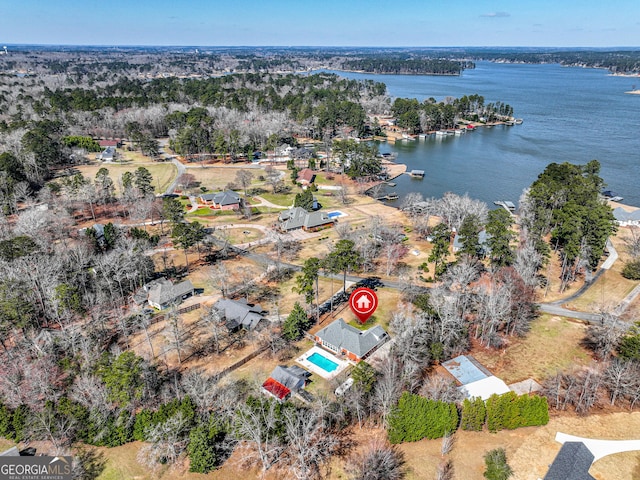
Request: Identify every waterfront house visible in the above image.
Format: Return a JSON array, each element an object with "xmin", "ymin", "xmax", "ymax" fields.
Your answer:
[
  {"xmin": 277, "ymin": 207, "xmax": 335, "ymax": 232},
  {"xmin": 262, "ymin": 365, "xmax": 311, "ymax": 402},
  {"xmin": 314, "ymin": 318, "xmax": 389, "ymax": 362},
  {"xmin": 147, "ymin": 278, "xmax": 195, "ymax": 310},
  {"xmin": 212, "ymin": 298, "xmax": 265, "ymax": 331},
  {"xmin": 613, "ymin": 207, "xmax": 640, "ymax": 227}
]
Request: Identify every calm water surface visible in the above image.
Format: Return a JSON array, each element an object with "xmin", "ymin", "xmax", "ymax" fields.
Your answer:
[{"xmin": 328, "ymin": 63, "xmax": 640, "ymax": 206}]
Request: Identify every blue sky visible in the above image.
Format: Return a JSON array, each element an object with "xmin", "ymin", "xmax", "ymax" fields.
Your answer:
[{"xmin": 1, "ymin": 0, "xmax": 639, "ymax": 47}]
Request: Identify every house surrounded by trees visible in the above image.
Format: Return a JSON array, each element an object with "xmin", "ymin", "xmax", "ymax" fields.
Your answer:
[{"xmin": 146, "ymin": 278, "xmax": 195, "ymax": 309}]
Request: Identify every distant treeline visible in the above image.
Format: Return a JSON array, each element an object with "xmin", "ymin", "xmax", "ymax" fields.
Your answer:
[
  {"xmin": 466, "ymin": 50, "xmax": 640, "ymax": 74},
  {"xmin": 339, "ymin": 56, "xmax": 474, "ymax": 75}
]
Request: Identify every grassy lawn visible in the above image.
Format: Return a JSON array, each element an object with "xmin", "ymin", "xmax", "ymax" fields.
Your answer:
[
  {"xmin": 218, "ymin": 227, "xmax": 264, "ymax": 245},
  {"xmin": 258, "ymin": 191, "xmax": 296, "ymax": 207},
  {"xmin": 74, "ymin": 162, "xmax": 177, "ymax": 194},
  {"xmin": 182, "ymin": 165, "xmax": 267, "ymax": 191},
  {"xmin": 564, "ymin": 231, "xmax": 640, "ymax": 312},
  {"xmin": 188, "ymin": 207, "xmax": 237, "ymax": 217},
  {"xmin": 472, "ymin": 314, "xmax": 592, "ymax": 384}
]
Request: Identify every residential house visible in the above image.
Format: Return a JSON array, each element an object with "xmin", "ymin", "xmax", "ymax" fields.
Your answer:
[
  {"xmin": 314, "ymin": 318, "xmax": 389, "ymax": 362},
  {"xmin": 97, "ymin": 146, "xmax": 115, "ymax": 161},
  {"xmin": 199, "ymin": 190, "xmax": 242, "ymax": 210},
  {"xmin": 98, "ymin": 139, "xmax": 122, "ymax": 149},
  {"xmin": 146, "ymin": 278, "xmax": 195, "ymax": 310},
  {"xmin": 262, "ymin": 365, "xmax": 311, "ymax": 401},
  {"xmin": 296, "ymin": 168, "xmax": 316, "ymax": 186},
  {"xmin": 212, "ymin": 298, "xmax": 265, "ymax": 331},
  {"xmin": 613, "ymin": 207, "xmax": 640, "ymax": 227},
  {"xmin": 452, "ymin": 229, "xmax": 491, "ymax": 255},
  {"xmin": 544, "ymin": 442, "xmax": 595, "ymax": 480},
  {"xmin": 277, "ymin": 207, "xmax": 335, "ymax": 232}
]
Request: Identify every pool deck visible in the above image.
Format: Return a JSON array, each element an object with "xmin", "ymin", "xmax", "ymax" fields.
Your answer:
[{"xmin": 296, "ymin": 346, "xmax": 350, "ymax": 379}]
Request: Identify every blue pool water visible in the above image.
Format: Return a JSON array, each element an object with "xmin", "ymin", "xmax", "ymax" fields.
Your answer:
[
  {"xmin": 327, "ymin": 211, "xmax": 343, "ymax": 219},
  {"xmin": 307, "ymin": 352, "xmax": 339, "ymax": 372}
]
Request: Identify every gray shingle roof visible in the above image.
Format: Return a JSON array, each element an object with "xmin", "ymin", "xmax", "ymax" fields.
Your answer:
[
  {"xmin": 544, "ymin": 442, "xmax": 595, "ymax": 480},
  {"xmin": 613, "ymin": 207, "xmax": 640, "ymax": 222},
  {"xmin": 315, "ymin": 318, "xmax": 388, "ymax": 358},
  {"xmin": 147, "ymin": 278, "xmax": 194, "ymax": 308},
  {"xmin": 213, "ymin": 298, "xmax": 265, "ymax": 330},
  {"xmin": 213, "ymin": 190, "xmax": 241, "ymax": 206},
  {"xmin": 278, "ymin": 207, "xmax": 334, "ymax": 231},
  {"xmin": 270, "ymin": 365, "xmax": 310, "ymax": 392}
]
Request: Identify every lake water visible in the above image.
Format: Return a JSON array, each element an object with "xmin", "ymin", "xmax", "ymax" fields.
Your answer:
[{"xmin": 327, "ymin": 63, "xmax": 640, "ymax": 207}]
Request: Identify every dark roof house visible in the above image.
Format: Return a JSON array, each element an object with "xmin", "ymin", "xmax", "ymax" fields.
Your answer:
[
  {"xmin": 262, "ymin": 365, "xmax": 311, "ymax": 401},
  {"xmin": 314, "ymin": 318, "xmax": 389, "ymax": 362},
  {"xmin": 544, "ymin": 442, "xmax": 596, "ymax": 480},
  {"xmin": 200, "ymin": 190, "xmax": 242, "ymax": 209},
  {"xmin": 213, "ymin": 298, "xmax": 265, "ymax": 331},
  {"xmin": 147, "ymin": 278, "xmax": 195, "ymax": 310},
  {"xmin": 277, "ymin": 207, "xmax": 335, "ymax": 232}
]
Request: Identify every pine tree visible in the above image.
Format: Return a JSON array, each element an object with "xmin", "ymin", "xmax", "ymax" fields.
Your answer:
[{"xmin": 282, "ymin": 302, "xmax": 311, "ymax": 341}]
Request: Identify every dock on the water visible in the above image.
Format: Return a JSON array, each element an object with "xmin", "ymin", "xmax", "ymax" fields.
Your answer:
[
  {"xmin": 375, "ymin": 193, "xmax": 399, "ymax": 201},
  {"xmin": 494, "ymin": 200, "xmax": 516, "ymax": 213},
  {"xmin": 409, "ymin": 169, "xmax": 425, "ymax": 178}
]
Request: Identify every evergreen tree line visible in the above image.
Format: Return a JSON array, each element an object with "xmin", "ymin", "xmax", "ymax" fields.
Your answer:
[
  {"xmin": 461, "ymin": 392, "xmax": 549, "ymax": 433},
  {"xmin": 389, "ymin": 391, "xmax": 549, "ymax": 444}
]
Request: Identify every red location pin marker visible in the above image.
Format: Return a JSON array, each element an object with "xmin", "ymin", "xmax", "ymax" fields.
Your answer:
[{"xmin": 349, "ymin": 287, "xmax": 378, "ymax": 324}]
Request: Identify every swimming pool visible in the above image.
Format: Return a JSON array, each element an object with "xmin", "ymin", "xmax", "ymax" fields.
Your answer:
[
  {"xmin": 307, "ymin": 352, "xmax": 339, "ymax": 372},
  {"xmin": 327, "ymin": 210, "xmax": 347, "ymax": 219}
]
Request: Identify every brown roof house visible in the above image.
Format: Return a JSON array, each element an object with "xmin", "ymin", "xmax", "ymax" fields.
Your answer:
[
  {"xmin": 146, "ymin": 278, "xmax": 195, "ymax": 310},
  {"xmin": 296, "ymin": 168, "xmax": 316, "ymax": 186},
  {"xmin": 277, "ymin": 207, "xmax": 335, "ymax": 232}
]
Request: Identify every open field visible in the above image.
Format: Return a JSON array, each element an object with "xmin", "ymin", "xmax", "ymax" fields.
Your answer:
[
  {"xmin": 74, "ymin": 161, "xmax": 177, "ymax": 194},
  {"xmin": 182, "ymin": 165, "xmax": 268, "ymax": 191},
  {"xmin": 472, "ymin": 314, "xmax": 592, "ymax": 384}
]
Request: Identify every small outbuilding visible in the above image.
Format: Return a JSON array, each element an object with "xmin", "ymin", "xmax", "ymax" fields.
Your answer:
[{"xmin": 262, "ymin": 365, "xmax": 311, "ymax": 402}]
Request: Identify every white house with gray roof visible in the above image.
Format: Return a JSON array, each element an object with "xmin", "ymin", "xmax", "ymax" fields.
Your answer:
[
  {"xmin": 277, "ymin": 207, "xmax": 335, "ymax": 232},
  {"xmin": 314, "ymin": 318, "xmax": 389, "ymax": 362}
]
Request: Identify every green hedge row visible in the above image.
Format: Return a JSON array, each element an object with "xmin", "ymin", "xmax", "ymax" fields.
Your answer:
[
  {"xmin": 388, "ymin": 392, "xmax": 458, "ymax": 444},
  {"xmin": 461, "ymin": 392, "xmax": 549, "ymax": 433}
]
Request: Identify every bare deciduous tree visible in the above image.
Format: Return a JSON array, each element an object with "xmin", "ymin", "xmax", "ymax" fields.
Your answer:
[{"xmin": 345, "ymin": 439, "xmax": 406, "ymax": 480}]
